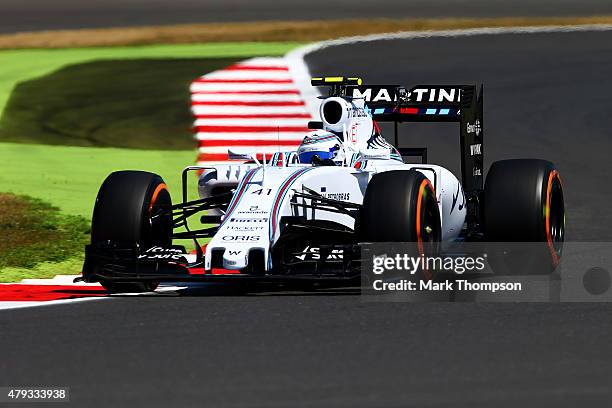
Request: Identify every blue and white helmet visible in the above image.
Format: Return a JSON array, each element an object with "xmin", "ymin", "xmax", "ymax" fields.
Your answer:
[{"xmin": 297, "ymin": 131, "xmax": 345, "ymax": 164}]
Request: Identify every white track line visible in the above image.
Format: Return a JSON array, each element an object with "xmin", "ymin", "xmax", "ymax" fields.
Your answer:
[
  {"xmin": 231, "ymin": 57, "xmax": 291, "ymax": 66},
  {"xmin": 0, "ymin": 297, "xmax": 110, "ymax": 311},
  {"xmin": 286, "ymin": 23, "xmax": 612, "ymax": 117}
]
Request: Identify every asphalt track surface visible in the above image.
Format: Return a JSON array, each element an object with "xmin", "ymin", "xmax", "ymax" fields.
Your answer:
[
  {"xmin": 3, "ymin": 30, "xmax": 612, "ymax": 407},
  {"xmin": 306, "ymin": 29, "xmax": 612, "ymax": 242},
  {"xmin": 2, "ymin": 0, "xmax": 612, "ymax": 33}
]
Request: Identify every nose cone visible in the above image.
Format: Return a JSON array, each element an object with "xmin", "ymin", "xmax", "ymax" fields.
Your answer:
[{"xmin": 223, "ymin": 248, "xmax": 248, "ymax": 270}]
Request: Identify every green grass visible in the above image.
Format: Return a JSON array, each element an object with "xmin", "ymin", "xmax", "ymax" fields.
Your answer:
[
  {"xmin": 0, "ymin": 142, "xmax": 202, "ymax": 280},
  {"xmin": 0, "ymin": 42, "xmax": 301, "ymax": 115},
  {"xmin": 0, "ymin": 142, "xmax": 198, "ymax": 218},
  {"xmin": 0, "ymin": 258, "xmax": 85, "ymax": 283},
  {"xmin": 0, "ymin": 57, "xmax": 239, "ymax": 149},
  {"xmin": 0, "ymin": 193, "xmax": 90, "ymax": 282}
]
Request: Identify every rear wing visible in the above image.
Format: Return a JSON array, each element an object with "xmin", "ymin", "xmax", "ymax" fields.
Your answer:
[{"xmin": 312, "ymin": 78, "xmax": 484, "ymax": 196}]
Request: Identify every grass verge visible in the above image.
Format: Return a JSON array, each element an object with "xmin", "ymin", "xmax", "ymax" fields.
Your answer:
[
  {"xmin": 0, "ymin": 142, "xmax": 198, "ymax": 218},
  {"xmin": 0, "ymin": 143, "xmax": 203, "ymax": 281},
  {"xmin": 0, "ymin": 42, "xmax": 301, "ymax": 115},
  {"xmin": 0, "ymin": 193, "xmax": 89, "ymax": 282},
  {"xmin": 1, "ymin": 16, "xmax": 611, "ymax": 49},
  {"xmin": 0, "ymin": 258, "xmax": 84, "ymax": 283},
  {"xmin": 0, "ymin": 58, "xmax": 239, "ymax": 149}
]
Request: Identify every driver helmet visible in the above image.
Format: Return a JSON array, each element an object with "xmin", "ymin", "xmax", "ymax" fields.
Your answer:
[{"xmin": 297, "ymin": 131, "xmax": 345, "ymax": 164}]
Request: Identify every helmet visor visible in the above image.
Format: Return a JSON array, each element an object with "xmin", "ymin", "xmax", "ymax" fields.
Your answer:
[{"xmin": 298, "ymin": 148, "xmax": 336, "ymax": 164}]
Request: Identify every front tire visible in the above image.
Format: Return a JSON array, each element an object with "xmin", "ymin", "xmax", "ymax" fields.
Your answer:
[
  {"xmin": 88, "ymin": 170, "xmax": 172, "ymax": 293},
  {"xmin": 359, "ymin": 170, "xmax": 442, "ymax": 268},
  {"xmin": 360, "ymin": 170, "xmax": 441, "ymax": 280},
  {"xmin": 361, "ymin": 170, "xmax": 441, "ymax": 244}
]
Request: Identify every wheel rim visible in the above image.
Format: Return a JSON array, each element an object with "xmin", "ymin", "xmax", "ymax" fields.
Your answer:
[
  {"xmin": 148, "ymin": 183, "xmax": 172, "ymax": 246},
  {"xmin": 415, "ymin": 179, "xmax": 440, "ymax": 280},
  {"xmin": 416, "ymin": 179, "xmax": 441, "ymax": 245},
  {"xmin": 415, "ymin": 178, "xmax": 441, "ymax": 275},
  {"xmin": 546, "ymin": 171, "xmax": 564, "ymax": 265}
]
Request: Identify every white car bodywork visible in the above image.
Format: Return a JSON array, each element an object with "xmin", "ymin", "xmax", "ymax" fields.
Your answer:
[{"xmin": 198, "ymin": 95, "xmax": 466, "ymax": 271}]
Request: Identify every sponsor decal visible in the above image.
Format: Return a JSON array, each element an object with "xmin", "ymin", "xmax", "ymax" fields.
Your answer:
[
  {"xmin": 222, "ymin": 235, "xmax": 260, "ymax": 242},
  {"xmin": 230, "ymin": 218, "xmax": 268, "ymax": 223},
  {"xmin": 138, "ymin": 246, "xmax": 186, "ymax": 261},
  {"xmin": 237, "ymin": 205, "xmax": 269, "ymax": 215},
  {"xmin": 352, "ymin": 87, "xmax": 461, "ymax": 103},
  {"xmin": 226, "ymin": 225, "xmax": 265, "ymax": 232},
  {"xmin": 294, "ymin": 246, "xmax": 344, "ymax": 261},
  {"xmin": 322, "ymin": 192, "xmax": 351, "ymax": 201},
  {"xmin": 466, "ymin": 119, "xmax": 482, "ymax": 137},
  {"xmin": 353, "ymin": 88, "xmax": 394, "ymax": 102},
  {"xmin": 227, "ymin": 250, "xmax": 242, "ymax": 256},
  {"xmin": 348, "ymin": 106, "xmax": 368, "ymax": 118},
  {"xmin": 470, "ymin": 143, "xmax": 482, "ymax": 156},
  {"xmin": 473, "ymin": 167, "xmax": 482, "ymax": 176}
]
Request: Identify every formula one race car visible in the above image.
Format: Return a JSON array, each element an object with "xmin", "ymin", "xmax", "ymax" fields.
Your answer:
[{"xmin": 81, "ymin": 77, "xmax": 565, "ymax": 293}]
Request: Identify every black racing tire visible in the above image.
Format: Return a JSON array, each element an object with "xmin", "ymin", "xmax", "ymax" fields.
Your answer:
[
  {"xmin": 360, "ymin": 170, "xmax": 441, "ymax": 281},
  {"xmin": 484, "ymin": 159, "xmax": 564, "ymax": 274},
  {"xmin": 360, "ymin": 170, "xmax": 441, "ymax": 280},
  {"xmin": 90, "ymin": 170, "xmax": 173, "ymax": 293},
  {"xmin": 361, "ymin": 170, "xmax": 441, "ymax": 243}
]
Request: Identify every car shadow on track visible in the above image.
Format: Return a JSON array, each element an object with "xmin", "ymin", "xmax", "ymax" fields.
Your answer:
[{"xmin": 125, "ymin": 284, "xmax": 362, "ymax": 298}]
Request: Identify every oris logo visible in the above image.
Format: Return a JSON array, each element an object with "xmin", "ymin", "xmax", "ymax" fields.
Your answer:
[{"xmin": 222, "ymin": 235, "xmax": 260, "ymax": 242}]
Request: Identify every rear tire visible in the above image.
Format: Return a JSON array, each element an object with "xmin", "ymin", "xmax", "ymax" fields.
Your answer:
[
  {"xmin": 484, "ymin": 159, "xmax": 564, "ymax": 274},
  {"xmin": 89, "ymin": 171, "xmax": 172, "ymax": 293}
]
